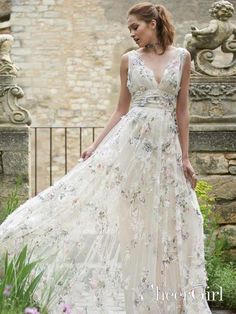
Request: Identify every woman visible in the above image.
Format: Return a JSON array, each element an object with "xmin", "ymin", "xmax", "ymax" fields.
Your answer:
[{"xmin": 0, "ymin": 2, "xmax": 212, "ymax": 313}]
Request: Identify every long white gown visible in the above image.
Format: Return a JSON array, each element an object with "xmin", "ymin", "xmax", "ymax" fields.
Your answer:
[{"xmin": 0, "ymin": 47, "xmax": 212, "ymax": 314}]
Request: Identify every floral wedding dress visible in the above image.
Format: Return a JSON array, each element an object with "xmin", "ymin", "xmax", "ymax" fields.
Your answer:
[{"xmin": 0, "ymin": 47, "xmax": 212, "ymax": 314}]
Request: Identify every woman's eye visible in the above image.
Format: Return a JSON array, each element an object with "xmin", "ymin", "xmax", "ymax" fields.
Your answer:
[{"xmin": 128, "ymin": 25, "xmax": 138, "ymax": 32}]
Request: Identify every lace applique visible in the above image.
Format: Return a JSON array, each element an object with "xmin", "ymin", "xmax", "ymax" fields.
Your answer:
[{"xmin": 127, "ymin": 47, "xmax": 188, "ymax": 103}]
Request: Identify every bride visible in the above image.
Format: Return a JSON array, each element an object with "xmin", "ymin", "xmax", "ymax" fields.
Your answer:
[{"xmin": 0, "ymin": 2, "xmax": 212, "ymax": 313}]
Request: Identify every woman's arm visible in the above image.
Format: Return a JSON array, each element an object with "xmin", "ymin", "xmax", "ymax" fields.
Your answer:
[
  {"xmin": 82, "ymin": 53, "xmax": 131, "ymax": 160},
  {"xmin": 176, "ymin": 50, "xmax": 191, "ymax": 160},
  {"xmin": 176, "ymin": 50, "xmax": 198, "ymax": 189}
]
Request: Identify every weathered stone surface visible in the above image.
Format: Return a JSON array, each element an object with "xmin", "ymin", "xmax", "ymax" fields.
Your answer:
[
  {"xmin": 0, "ymin": 174, "xmax": 29, "ymax": 198},
  {"xmin": 225, "ymin": 153, "xmax": 236, "ymax": 160},
  {"xmin": 212, "ymin": 310, "xmax": 236, "ymax": 314},
  {"xmin": 215, "ymin": 201, "xmax": 236, "ymax": 224},
  {"xmin": 0, "ymin": 151, "xmax": 2, "ymax": 174},
  {"xmin": 188, "ymin": 0, "xmax": 236, "ymax": 76},
  {"xmin": 0, "ymin": 126, "xmax": 31, "ymax": 214},
  {"xmin": 217, "ymin": 225, "xmax": 236, "ymax": 248},
  {"xmin": 0, "ymin": 126, "xmax": 30, "ymax": 151},
  {"xmin": 189, "ymin": 131, "xmax": 236, "ymax": 152},
  {"xmin": 228, "ymin": 159, "xmax": 236, "ymax": 174},
  {"xmin": 190, "ymin": 153, "xmax": 228, "ymax": 174},
  {"xmin": 201, "ymin": 175, "xmax": 236, "ymax": 202},
  {"xmin": 102, "ymin": 0, "xmax": 218, "ymax": 24},
  {"xmin": 189, "ymin": 79, "xmax": 236, "ymax": 124},
  {"xmin": 229, "ymin": 165, "xmax": 236, "ymax": 175},
  {"xmin": 0, "ymin": 0, "xmax": 11, "ymax": 17},
  {"xmin": 229, "ymin": 160, "xmax": 236, "ymax": 166},
  {"xmin": 2, "ymin": 151, "xmax": 29, "ymax": 175}
]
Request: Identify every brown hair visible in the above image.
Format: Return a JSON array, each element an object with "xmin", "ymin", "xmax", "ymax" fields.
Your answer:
[{"xmin": 127, "ymin": 2, "xmax": 175, "ymax": 55}]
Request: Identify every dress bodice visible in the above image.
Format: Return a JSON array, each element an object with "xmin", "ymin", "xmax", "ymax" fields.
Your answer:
[{"xmin": 127, "ymin": 47, "xmax": 188, "ymax": 112}]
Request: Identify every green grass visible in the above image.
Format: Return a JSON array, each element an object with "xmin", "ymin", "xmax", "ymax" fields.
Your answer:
[
  {"xmin": 0, "ymin": 176, "xmax": 23, "ymax": 225},
  {"xmin": 0, "ymin": 245, "xmax": 49, "ymax": 313}
]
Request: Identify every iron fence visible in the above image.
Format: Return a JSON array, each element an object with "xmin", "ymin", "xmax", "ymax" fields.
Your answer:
[{"xmin": 30, "ymin": 126, "xmax": 103, "ymax": 196}]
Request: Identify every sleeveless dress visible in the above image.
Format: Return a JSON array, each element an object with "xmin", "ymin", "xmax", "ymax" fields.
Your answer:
[{"xmin": 0, "ymin": 47, "xmax": 212, "ymax": 314}]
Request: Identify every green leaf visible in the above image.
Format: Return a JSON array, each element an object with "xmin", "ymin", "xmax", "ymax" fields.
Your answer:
[{"xmin": 24, "ymin": 270, "xmax": 44, "ymax": 300}]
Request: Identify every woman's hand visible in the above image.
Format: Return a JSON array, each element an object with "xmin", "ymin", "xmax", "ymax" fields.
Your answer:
[
  {"xmin": 81, "ymin": 144, "xmax": 96, "ymax": 161},
  {"xmin": 182, "ymin": 157, "xmax": 198, "ymax": 190}
]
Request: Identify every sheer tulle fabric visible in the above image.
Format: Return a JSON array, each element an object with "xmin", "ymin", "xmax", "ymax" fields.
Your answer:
[{"xmin": 0, "ymin": 48, "xmax": 212, "ymax": 313}]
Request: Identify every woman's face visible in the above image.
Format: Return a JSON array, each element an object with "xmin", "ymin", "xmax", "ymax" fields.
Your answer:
[{"xmin": 127, "ymin": 14, "xmax": 157, "ymax": 47}]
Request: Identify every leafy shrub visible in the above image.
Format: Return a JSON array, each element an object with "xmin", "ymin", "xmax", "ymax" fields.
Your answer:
[{"xmin": 196, "ymin": 180, "xmax": 236, "ymax": 310}]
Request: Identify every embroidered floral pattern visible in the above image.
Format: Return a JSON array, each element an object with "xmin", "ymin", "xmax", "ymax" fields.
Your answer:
[{"xmin": 0, "ymin": 47, "xmax": 212, "ymax": 313}]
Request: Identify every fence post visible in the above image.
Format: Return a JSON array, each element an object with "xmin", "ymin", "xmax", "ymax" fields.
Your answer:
[{"xmin": 0, "ymin": 12, "xmax": 32, "ymax": 217}]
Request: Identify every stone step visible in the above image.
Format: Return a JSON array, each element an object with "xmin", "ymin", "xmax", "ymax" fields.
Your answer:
[{"xmin": 211, "ymin": 310, "xmax": 236, "ymax": 314}]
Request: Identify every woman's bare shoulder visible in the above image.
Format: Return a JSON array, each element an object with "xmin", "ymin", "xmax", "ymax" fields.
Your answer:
[
  {"xmin": 120, "ymin": 49, "xmax": 136, "ymax": 68},
  {"xmin": 121, "ymin": 49, "xmax": 136, "ymax": 58},
  {"xmin": 120, "ymin": 51, "xmax": 133, "ymax": 72},
  {"xmin": 177, "ymin": 47, "xmax": 190, "ymax": 57}
]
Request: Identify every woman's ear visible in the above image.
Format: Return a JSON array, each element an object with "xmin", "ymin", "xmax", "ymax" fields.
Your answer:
[{"xmin": 150, "ymin": 19, "xmax": 157, "ymax": 29}]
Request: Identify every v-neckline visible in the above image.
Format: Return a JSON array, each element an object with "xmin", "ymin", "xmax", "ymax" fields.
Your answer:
[{"xmin": 134, "ymin": 48, "xmax": 180, "ymax": 86}]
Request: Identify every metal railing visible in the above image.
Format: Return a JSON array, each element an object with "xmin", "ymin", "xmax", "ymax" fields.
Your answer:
[{"xmin": 30, "ymin": 126, "xmax": 103, "ymax": 196}]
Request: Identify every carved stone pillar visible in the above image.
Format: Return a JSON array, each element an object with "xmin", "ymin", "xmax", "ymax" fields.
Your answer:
[
  {"xmin": 0, "ymin": 10, "xmax": 32, "ymax": 218},
  {"xmin": 184, "ymin": 0, "xmax": 236, "ymax": 260}
]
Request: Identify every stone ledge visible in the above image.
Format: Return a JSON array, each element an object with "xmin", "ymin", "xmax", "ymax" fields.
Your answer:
[
  {"xmin": 200, "ymin": 175, "xmax": 236, "ymax": 202},
  {"xmin": 0, "ymin": 126, "xmax": 30, "ymax": 151},
  {"xmin": 189, "ymin": 131, "xmax": 236, "ymax": 152},
  {"xmin": 190, "ymin": 152, "xmax": 229, "ymax": 175}
]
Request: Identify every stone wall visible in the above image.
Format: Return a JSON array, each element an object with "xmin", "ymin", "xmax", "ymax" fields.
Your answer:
[{"xmin": 10, "ymin": 0, "xmax": 236, "ymax": 127}]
